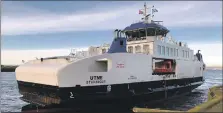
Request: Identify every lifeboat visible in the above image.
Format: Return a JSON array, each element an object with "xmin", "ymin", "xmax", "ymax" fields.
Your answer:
[
  {"xmin": 154, "ymin": 68, "xmax": 173, "ymax": 73},
  {"xmin": 153, "ymin": 60, "xmax": 174, "ymax": 74}
]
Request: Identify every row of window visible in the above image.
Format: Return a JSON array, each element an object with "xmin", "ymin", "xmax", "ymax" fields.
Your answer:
[
  {"xmin": 182, "ymin": 50, "xmax": 190, "ymax": 58},
  {"xmin": 128, "ymin": 45, "xmax": 150, "ymax": 53},
  {"xmin": 157, "ymin": 45, "xmax": 190, "ymax": 58},
  {"xmin": 125, "ymin": 28, "xmax": 167, "ymax": 38}
]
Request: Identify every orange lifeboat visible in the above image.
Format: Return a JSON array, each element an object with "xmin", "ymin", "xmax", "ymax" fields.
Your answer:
[{"xmin": 154, "ymin": 61, "xmax": 173, "ymax": 73}]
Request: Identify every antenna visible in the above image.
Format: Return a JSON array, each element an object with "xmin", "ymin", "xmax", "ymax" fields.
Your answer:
[{"xmin": 139, "ymin": 2, "xmax": 158, "ymax": 23}]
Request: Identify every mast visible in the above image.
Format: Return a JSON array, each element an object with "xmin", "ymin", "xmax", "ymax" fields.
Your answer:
[{"xmin": 140, "ymin": 2, "xmax": 158, "ymax": 23}]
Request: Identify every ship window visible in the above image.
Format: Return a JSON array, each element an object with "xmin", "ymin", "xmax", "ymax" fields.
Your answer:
[
  {"xmin": 157, "ymin": 45, "xmax": 161, "ymax": 55},
  {"xmin": 139, "ymin": 29, "xmax": 146, "ymax": 37},
  {"xmin": 166, "ymin": 47, "xmax": 169, "ymax": 56},
  {"xmin": 174, "ymin": 48, "xmax": 176, "ymax": 56},
  {"xmin": 176, "ymin": 49, "xmax": 178, "ymax": 57},
  {"xmin": 188, "ymin": 51, "xmax": 190, "ymax": 58},
  {"xmin": 135, "ymin": 45, "xmax": 141, "ymax": 53},
  {"xmin": 143, "ymin": 45, "xmax": 150, "ymax": 54},
  {"xmin": 128, "ymin": 46, "xmax": 133, "ymax": 53},
  {"xmin": 156, "ymin": 29, "xmax": 160, "ymax": 36},
  {"xmin": 132, "ymin": 31, "xmax": 138, "ymax": 38},
  {"xmin": 182, "ymin": 50, "xmax": 184, "ymax": 57},
  {"xmin": 162, "ymin": 46, "xmax": 165, "ymax": 55},
  {"xmin": 155, "ymin": 29, "xmax": 166, "ymax": 36},
  {"xmin": 126, "ymin": 31, "xmax": 132, "ymax": 38},
  {"xmin": 187, "ymin": 51, "xmax": 189, "ymax": 58},
  {"xmin": 147, "ymin": 28, "xmax": 155, "ymax": 36},
  {"xmin": 120, "ymin": 40, "xmax": 123, "ymax": 46},
  {"xmin": 170, "ymin": 48, "xmax": 173, "ymax": 56}
]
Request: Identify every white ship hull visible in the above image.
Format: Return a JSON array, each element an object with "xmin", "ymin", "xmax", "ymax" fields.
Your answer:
[{"xmin": 15, "ymin": 53, "xmax": 204, "ymax": 106}]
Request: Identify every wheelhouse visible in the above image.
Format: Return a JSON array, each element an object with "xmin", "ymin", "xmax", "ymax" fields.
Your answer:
[{"xmin": 123, "ymin": 22, "xmax": 169, "ymax": 41}]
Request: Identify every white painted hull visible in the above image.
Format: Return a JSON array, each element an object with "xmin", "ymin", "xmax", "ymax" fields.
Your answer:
[{"xmin": 16, "ymin": 53, "xmax": 204, "ymax": 87}]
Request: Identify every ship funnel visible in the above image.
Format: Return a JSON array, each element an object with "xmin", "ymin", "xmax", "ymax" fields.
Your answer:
[
  {"xmin": 108, "ymin": 29, "xmax": 127, "ymax": 53},
  {"xmin": 118, "ymin": 30, "xmax": 122, "ymax": 37},
  {"xmin": 107, "ymin": 37, "xmax": 127, "ymax": 53}
]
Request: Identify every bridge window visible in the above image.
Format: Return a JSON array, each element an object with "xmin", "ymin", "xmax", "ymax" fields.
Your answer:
[
  {"xmin": 147, "ymin": 28, "xmax": 156, "ymax": 36},
  {"xmin": 157, "ymin": 45, "xmax": 161, "ymax": 55},
  {"xmin": 132, "ymin": 31, "xmax": 138, "ymax": 38},
  {"xmin": 155, "ymin": 29, "xmax": 167, "ymax": 36},
  {"xmin": 126, "ymin": 31, "xmax": 139, "ymax": 39},
  {"xmin": 125, "ymin": 31, "xmax": 132, "ymax": 38},
  {"xmin": 135, "ymin": 45, "xmax": 141, "ymax": 53},
  {"xmin": 166, "ymin": 47, "xmax": 169, "ymax": 56},
  {"xmin": 128, "ymin": 46, "xmax": 133, "ymax": 53},
  {"xmin": 139, "ymin": 29, "xmax": 146, "ymax": 37},
  {"xmin": 143, "ymin": 45, "xmax": 150, "ymax": 54}
]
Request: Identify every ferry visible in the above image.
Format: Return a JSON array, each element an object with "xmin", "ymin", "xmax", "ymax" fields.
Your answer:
[{"xmin": 15, "ymin": 3, "xmax": 205, "ymax": 107}]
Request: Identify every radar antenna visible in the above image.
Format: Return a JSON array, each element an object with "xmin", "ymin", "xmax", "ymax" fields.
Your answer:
[{"xmin": 139, "ymin": 2, "xmax": 158, "ymax": 23}]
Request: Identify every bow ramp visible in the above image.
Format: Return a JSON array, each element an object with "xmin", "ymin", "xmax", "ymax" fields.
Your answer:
[{"xmin": 15, "ymin": 58, "xmax": 70, "ymax": 86}]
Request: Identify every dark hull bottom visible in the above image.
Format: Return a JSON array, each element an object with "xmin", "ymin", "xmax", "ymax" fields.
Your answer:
[
  {"xmin": 17, "ymin": 77, "xmax": 204, "ymax": 107},
  {"xmin": 60, "ymin": 83, "xmax": 202, "ymax": 108}
]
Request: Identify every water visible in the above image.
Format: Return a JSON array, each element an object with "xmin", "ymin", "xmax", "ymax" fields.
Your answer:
[{"xmin": 0, "ymin": 69, "xmax": 222, "ymax": 112}]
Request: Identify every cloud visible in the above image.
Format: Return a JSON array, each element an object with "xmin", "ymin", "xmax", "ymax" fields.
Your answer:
[
  {"xmin": 2, "ymin": 42, "xmax": 222, "ymax": 68},
  {"xmin": 1, "ymin": 1, "xmax": 222, "ymax": 36},
  {"xmin": 189, "ymin": 42, "xmax": 222, "ymax": 67}
]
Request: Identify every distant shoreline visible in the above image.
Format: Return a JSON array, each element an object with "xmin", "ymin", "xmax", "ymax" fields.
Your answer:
[{"xmin": 206, "ymin": 66, "xmax": 222, "ymax": 70}]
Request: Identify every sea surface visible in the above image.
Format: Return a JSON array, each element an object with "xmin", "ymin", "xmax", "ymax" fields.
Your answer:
[{"xmin": 0, "ymin": 69, "xmax": 222, "ymax": 112}]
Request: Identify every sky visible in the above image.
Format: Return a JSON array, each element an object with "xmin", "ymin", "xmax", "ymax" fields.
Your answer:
[{"xmin": 1, "ymin": 1, "xmax": 222, "ymax": 67}]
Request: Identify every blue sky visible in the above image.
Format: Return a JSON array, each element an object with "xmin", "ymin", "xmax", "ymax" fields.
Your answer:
[{"xmin": 1, "ymin": 1, "xmax": 222, "ymax": 67}]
